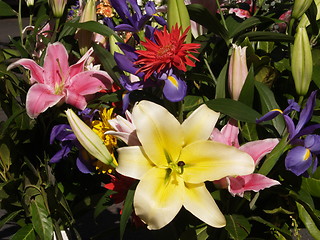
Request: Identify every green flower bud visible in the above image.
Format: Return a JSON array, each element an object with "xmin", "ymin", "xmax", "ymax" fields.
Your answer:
[
  {"xmin": 291, "ymin": 27, "xmax": 313, "ymax": 96},
  {"xmin": 76, "ymin": 0, "xmax": 97, "ymax": 56},
  {"xmin": 48, "ymin": 0, "xmax": 67, "ymax": 18},
  {"xmin": 167, "ymin": 0, "xmax": 191, "ymax": 43},
  {"xmin": 292, "ymin": 0, "xmax": 313, "ymax": 19}
]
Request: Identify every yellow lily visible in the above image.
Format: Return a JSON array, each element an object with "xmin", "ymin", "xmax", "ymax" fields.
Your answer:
[{"xmin": 116, "ymin": 101, "xmax": 254, "ymax": 229}]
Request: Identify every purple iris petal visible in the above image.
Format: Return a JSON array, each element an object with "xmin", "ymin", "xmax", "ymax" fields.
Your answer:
[
  {"xmin": 285, "ymin": 146, "xmax": 313, "ymax": 176},
  {"xmin": 109, "ymin": 0, "xmax": 129, "ymax": 21},
  {"xmin": 50, "ymin": 124, "xmax": 75, "ymax": 144},
  {"xmin": 256, "ymin": 110, "xmax": 282, "ymax": 123},
  {"xmin": 50, "ymin": 145, "xmax": 72, "ymax": 163},
  {"xmin": 295, "ymin": 124, "xmax": 320, "ymax": 140},
  {"xmin": 283, "ymin": 99, "xmax": 300, "ymax": 115},
  {"xmin": 295, "ymin": 90, "xmax": 317, "ymax": 135},
  {"xmin": 114, "ymin": 52, "xmax": 144, "ymax": 77},
  {"xmin": 160, "ymin": 72, "xmax": 187, "ymax": 102},
  {"xmin": 115, "ymin": 24, "xmax": 137, "ymax": 32},
  {"xmin": 117, "ymin": 43, "xmax": 139, "ymax": 61},
  {"xmin": 305, "ymin": 135, "xmax": 320, "ymax": 154},
  {"xmin": 76, "ymin": 156, "xmax": 95, "ymax": 174},
  {"xmin": 283, "ymin": 115, "xmax": 296, "ymax": 139}
]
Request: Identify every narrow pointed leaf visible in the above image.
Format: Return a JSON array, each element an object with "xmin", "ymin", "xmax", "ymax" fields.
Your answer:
[
  {"xmin": 0, "ymin": 0, "xmax": 16, "ymax": 16},
  {"xmin": 236, "ymin": 32, "xmax": 294, "ymax": 44},
  {"xmin": 239, "ymin": 66, "xmax": 255, "ymax": 107},
  {"xmin": 66, "ymin": 21, "xmax": 123, "ymax": 43},
  {"xmin": 66, "ymin": 109, "xmax": 116, "ymax": 167},
  {"xmin": 11, "ymin": 224, "xmax": 36, "ymax": 240},
  {"xmin": 187, "ymin": 4, "xmax": 229, "ymax": 42},
  {"xmin": 205, "ymin": 98, "xmax": 261, "ymax": 123},
  {"xmin": 215, "ymin": 61, "xmax": 228, "ymax": 99},
  {"xmin": 0, "ymin": 210, "xmax": 23, "ymax": 229},
  {"xmin": 225, "ymin": 214, "xmax": 251, "ymax": 240},
  {"xmin": 296, "ymin": 202, "xmax": 320, "ymax": 239},
  {"xmin": 255, "ymin": 80, "xmax": 286, "ymax": 135},
  {"xmin": 30, "ymin": 195, "xmax": 53, "ymax": 240},
  {"xmin": 120, "ymin": 183, "xmax": 136, "ymax": 240}
]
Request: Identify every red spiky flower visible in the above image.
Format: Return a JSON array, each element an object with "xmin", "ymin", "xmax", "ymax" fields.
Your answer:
[{"xmin": 134, "ymin": 24, "xmax": 201, "ymax": 80}]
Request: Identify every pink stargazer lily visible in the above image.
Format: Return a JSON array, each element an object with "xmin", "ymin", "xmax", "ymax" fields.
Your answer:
[
  {"xmin": 211, "ymin": 119, "xmax": 280, "ymax": 197},
  {"xmin": 7, "ymin": 42, "xmax": 113, "ymax": 118}
]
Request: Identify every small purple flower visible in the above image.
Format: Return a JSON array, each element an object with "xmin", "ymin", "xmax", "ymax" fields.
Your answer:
[
  {"xmin": 285, "ymin": 134, "xmax": 320, "ymax": 176},
  {"xmin": 50, "ymin": 123, "xmax": 95, "ymax": 173}
]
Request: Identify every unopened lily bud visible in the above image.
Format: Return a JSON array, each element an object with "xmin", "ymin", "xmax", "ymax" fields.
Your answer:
[
  {"xmin": 291, "ymin": 27, "xmax": 313, "ymax": 96},
  {"xmin": 25, "ymin": 0, "xmax": 34, "ymax": 7},
  {"xmin": 48, "ymin": 0, "xmax": 67, "ymax": 18},
  {"xmin": 109, "ymin": 35, "xmax": 123, "ymax": 56},
  {"xmin": 66, "ymin": 109, "xmax": 117, "ymax": 168},
  {"xmin": 76, "ymin": 0, "xmax": 97, "ymax": 56},
  {"xmin": 228, "ymin": 45, "xmax": 248, "ymax": 100},
  {"xmin": 292, "ymin": 0, "xmax": 313, "ymax": 19},
  {"xmin": 167, "ymin": 0, "xmax": 191, "ymax": 43}
]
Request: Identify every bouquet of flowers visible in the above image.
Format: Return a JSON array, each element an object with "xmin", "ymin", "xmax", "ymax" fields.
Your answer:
[{"xmin": 1, "ymin": 0, "xmax": 320, "ymax": 239}]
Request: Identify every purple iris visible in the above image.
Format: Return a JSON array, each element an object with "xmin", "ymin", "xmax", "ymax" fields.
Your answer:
[
  {"xmin": 107, "ymin": 0, "xmax": 166, "ymax": 41},
  {"xmin": 285, "ymin": 134, "xmax": 320, "ymax": 176},
  {"xmin": 50, "ymin": 123, "xmax": 95, "ymax": 174},
  {"xmin": 257, "ymin": 91, "xmax": 320, "ymax": 176}
]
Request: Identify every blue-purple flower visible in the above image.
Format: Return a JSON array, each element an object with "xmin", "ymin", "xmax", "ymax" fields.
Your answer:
[{"xmin": 285, "ymin": 134, "xmax": 320, "ymax": 176}]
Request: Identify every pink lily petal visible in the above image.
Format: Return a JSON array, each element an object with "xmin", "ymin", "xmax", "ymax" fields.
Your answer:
[
  {"xmin": 43, "ymin": 42, "xmax": 70, "ymax": 86},
  {"xmin": 69, "ymin": 47, "xmax": 94, "ymax": 79},
  {"xmin": 227, "ymin": 174, "xmax": 280, "ymax": 197},
  {"xmin": 239, "ymin": 138, "xmax": 279, "ymax": 166},
  {"xmin": 7, "ymin": 59, "xmax": 44, "ymax": 84},
  {"xmin": 65, "ymin": 90, "xmax": 87, "ymax": 110},
  {"xmin": 68, "ymin": 70, "xmax": 113, "ymax": 95},
  {"xmin": 210, "ymin": 119, "xmax": 239, "ymax": 147},
  {"xmin": 26, "ymin": 84, "xmax": 64, "ymax": 118}
]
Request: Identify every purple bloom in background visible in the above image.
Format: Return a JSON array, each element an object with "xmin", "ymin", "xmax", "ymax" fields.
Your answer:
[
  {"xmin": 257, "ymin": 91, "xmax": 320, "ymax": 176},
  {"xmin": 50, "ymin": 124, "xmax": 95, "ymax": 173},
  {"xmin": 107, "ymin": 0, "xmax": 166, "ymax": 41},
  {"xmin": 285, "ymin": 134, "xmax": 320, "ymax": 176}
]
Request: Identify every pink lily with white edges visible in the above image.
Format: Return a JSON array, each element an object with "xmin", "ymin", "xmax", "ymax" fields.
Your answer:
[{"xmin": 8, "ymin": 42, "xmax": 113, "ymax": 118}]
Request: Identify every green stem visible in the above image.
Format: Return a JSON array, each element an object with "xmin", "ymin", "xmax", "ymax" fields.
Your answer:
[
  {"xmin": 51, "ymin": 18, "xmax": 61, "ymax": 43},
  {"xmin": 204, "ymin": 55, "xmax": 217, "ymax": 86},
  {"xmin": 215, "ymin": 0, "xmax": 228, "ymax": 31},
  {"xmin": 18, "ymin": 0, "xmax": 23, "ymax": 46}
]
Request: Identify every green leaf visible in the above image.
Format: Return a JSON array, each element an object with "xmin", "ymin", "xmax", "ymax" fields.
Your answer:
[
  {"xmin": 225, "ymin": 214, "xmax": 251, "ymax": 240},
  {"xmin": 296, "ymin": 202, "xmax": 320, "ymax": 240},
  {"xmin": 120, "ymin": 182, "xmax": 137, "ymax": 240},
  {"xmin": 93, "ymin": 43, "xmax": 121, "ymax": 86},
  {"xmin": 0, "ymin": 143, "xmax": 10, "ymax": 169},
  {"xmin": 236, "ymin": 32, "xmax": 294, "ymax": 44},
  {"xmin": 306, "ymin": 0, "xmax": 319, "ymax": 35},
  {"xmin": 205, "ymin": 98, "xmax": 261, "ymax": 123},
  {"xmin": 11, "ymin": 224, "xmax": 36, "ymax": 240},
  {"xmin": 58, "ymin": 16, "xmax": 80, "ymax": 42},
  {"xmin": 230, "ymin": 16, "xmax": 274, "ymax": 38},
  {"xmin": 187, "ymin": 4, "xmax": 229, "ymax": 42},
  {"xmin": 302, "ymin": 177, "xmax": 320, "ymax": 198},
  {"xmin": 0, "ymin": 209, "xmax": 23, "ymax": 229},
  {"xmin": 0, "ymin": 0, "xmax": 16, "ymax": 16},
  {"xmin": 93, "ymin": 190, "xmax": 115, "ymax": 219},
  {"xmin": 183, "ymin": 95, "xmax": 205, "ymax": 112},
  {"xmin": 65, "ymin": 21, "xmax": 123, "ymax": 43},
  {"xmin": 255, "ymin": 81, "xmax": 286, "ymax": 135},
  {"xmin": 215, "ymin": 61, "xmax": 228, "ymax": 99},
  {"xmin": 30, "ymin": 195, "xmax": 53, "ymax": 240},
  {"xmin": 239, "ymin": 66, "xmax": 255, "ymax": 107}
]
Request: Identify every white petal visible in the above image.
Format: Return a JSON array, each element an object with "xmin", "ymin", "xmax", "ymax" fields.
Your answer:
[
  {"xmin": 132, "ymin": 101, "xmax": 183, "ymax": 166},
  {"xmin": 180, "ymin": 141, "xmax": 255, "ymax": 183},
  {"xmin": 134, "ymin": 167, "xmax": 184, "ymax": 230},
  {"xmin": 182, "ymin": 104, "xmax": 220, "ymax": 146},
  {"xmin": 116, "ymin": 146, "xmax": 153, "ymax": 179},
  {"xmin": 184, "ymin": 183, "xmax": 226, "ymax": 228}
]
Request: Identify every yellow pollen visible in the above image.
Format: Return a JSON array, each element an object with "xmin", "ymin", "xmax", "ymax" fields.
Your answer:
[
  {"xmin": 303, "ymin": 148, "xmax": 311, "ymax": 161},
  {"xmin": 271, "ymin": 109, "xmax": 283, "ymax": 114},
  {"xmin": 168, "ymin": 76, "xmax": 179, "ymax": 88}
]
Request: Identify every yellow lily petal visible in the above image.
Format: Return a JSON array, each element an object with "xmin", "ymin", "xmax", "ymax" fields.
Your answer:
[
  {"xmin": 65, "ymin": 109, "xmax": 116, "ymax": 167},
  {"xmin": 182, "ymin": 104, "xmax": 220, "ymax": 145},
  {"xmin": 134, "ymin": 167, "xmax": 184, "ymax": 230},
  {"xmin": 116, "ymin": 146, "xmax": 154, "ymax": 180},
  {"xmin": 181, "ymin": 141, "xmax": 254, "ymax": 183},
  {"xmin": 132, "ymin": 101, "xmax": 183, "ymax": 166},
  {"xmin": 184, "ymin": 183, "xmax": 226, "ymax": 228}
]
